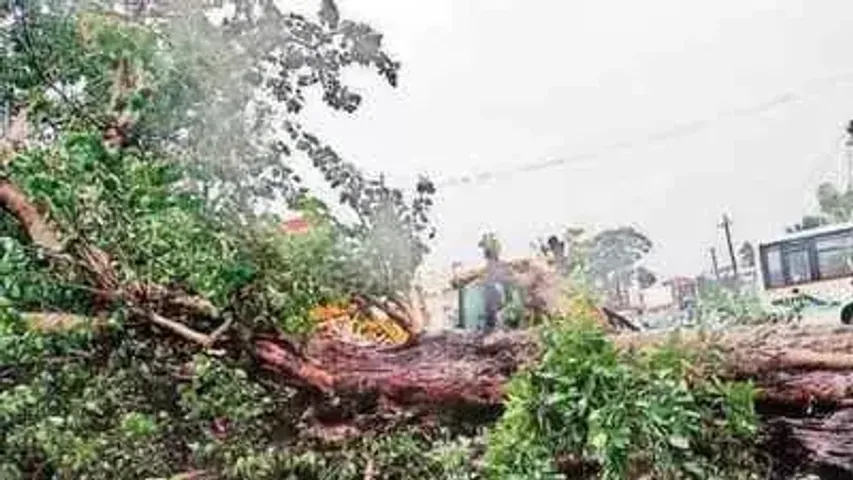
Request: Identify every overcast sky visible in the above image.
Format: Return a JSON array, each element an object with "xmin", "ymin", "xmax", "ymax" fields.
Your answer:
[{"xmin": 291, "ymin": 0, "xmax": 853, "ymax": 278}]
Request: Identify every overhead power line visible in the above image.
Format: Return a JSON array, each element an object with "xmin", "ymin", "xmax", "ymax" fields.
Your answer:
[{"xmin": 435, "ymin": 71, "xmax": 853, "ymax": 189}]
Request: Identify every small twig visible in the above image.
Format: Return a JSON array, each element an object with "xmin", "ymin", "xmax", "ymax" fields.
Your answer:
[
  {"xmin": 209, "ymin": 317, "xmax": 234, "ymax": 343},
  {"xmin": 131, "ymin": 302, "xmax": 233, "ymax": 349},
  {"xmin": 136, "ymin": 307, "xmax": 213, "ymax": 346}
]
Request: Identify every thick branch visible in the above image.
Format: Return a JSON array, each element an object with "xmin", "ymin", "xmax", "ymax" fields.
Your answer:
[
  {"xmin": 0, "ymin": 178, "xmax": 224, "ymax": 344},
  {"xmin": 22, "ymin": 312, "xmax": 104, "ymax": 333},
  {"xmin": 357, "ymin": 294, "xmax": 417, "ymax": 338},
  {"xmin": 256, "ymin": 330, "xmax": 537, "ymax": 410},
  {"xmin": 254, "ymin": 323, "xmax": 853, "ymax": 476},
  {"xmin": 0, "ymin": 180, "xmax": 63, "ymax": 252}
]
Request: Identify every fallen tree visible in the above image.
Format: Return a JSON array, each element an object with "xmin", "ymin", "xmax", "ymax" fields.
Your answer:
[
  {"xmin": 249, "ymin": 322, "xmax": 853, "ymax": 477},
  {"xmin": 5, "ymin": 4, "xmax": 853, "ymax": 479},
  {"xmin": 7, "ymin": 147, "xmax": 853, "ymax": 475}
]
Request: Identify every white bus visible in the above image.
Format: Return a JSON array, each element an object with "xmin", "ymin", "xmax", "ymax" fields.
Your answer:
[{"xmin": 757, "ymin": 221, "xmax": 853, "ymax": 324}]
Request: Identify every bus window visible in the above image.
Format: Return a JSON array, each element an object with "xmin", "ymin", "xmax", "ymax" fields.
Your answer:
[
  {"xmin": 784, "ymin": 246, "xmax": 812, "ymax": 284},
  {"xmin": 764, "ymin": 246, "xmax": 785, "ymax": 288},
  {"xmin": 816, "ymin": 232, "xmax": 853, "ymax": 279}
]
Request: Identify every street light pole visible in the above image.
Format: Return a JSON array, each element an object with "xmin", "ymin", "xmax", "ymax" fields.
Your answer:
[{"xmin": 719, "ymin": 214, "xmax": 738, "ymax": 278}]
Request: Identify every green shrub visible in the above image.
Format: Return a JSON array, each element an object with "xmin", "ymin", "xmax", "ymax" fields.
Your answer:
[
  {"xmin": 694, "ymin": 283, "xmax": 772, "ymax": 327},
  {"xmin": 484, "ymin": 317, "xmax": 764, "ymax": 479}
]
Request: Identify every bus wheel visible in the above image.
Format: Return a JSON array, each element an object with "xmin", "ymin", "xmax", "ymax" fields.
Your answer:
[{"xmin": 842, "ymin": 304, "xmax": 853, "ymax": 325}]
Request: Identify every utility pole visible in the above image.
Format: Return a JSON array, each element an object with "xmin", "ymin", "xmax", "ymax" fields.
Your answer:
[
  {"xmin": 845, "ymin": 120, "xmax": 853, "ymax": 192},
  {"xmin": 719, "ymin": 214, "xmax": 738, "ymax": 278},
  {"xmin": 709, "ymin": 247, "xmax": 720, "ymax": 281}
]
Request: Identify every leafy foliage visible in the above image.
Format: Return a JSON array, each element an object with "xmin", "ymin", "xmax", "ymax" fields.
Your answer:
[
  {"xmin": 692, "ymin": 281, "xmax": 791, "ymax": 328},
  {"xmin": 634, "ymin": 265, "xmax": 657, "ymax": 289},
  {"xmin": 788, "ymin": 181, "xmax": 853, "ymax": 232},
  {"xmin": 787, "ymin": 214, "xmax": 830, "ymax": 233},
  {"xmin": 0, "ymin": 2, "xmax": 449, "ymax": 478},
  {"xmin": 815, "ymin": 182, "xmax": 853, "ymax": 224},
  {"xmin": 479, "ymin": 232, "xmax": 501, "ymax": 261},
  {"xmin": 0, "ymin": 305, "xmax": 480, "ymax": 479},
  {"xmin": 1, "ymin": 0, "xmax": 435, "ymax": 299},
  {"xmin": 152, "ymin": 0, "xmax": 438, "ymax": 294},
  {"xmin": 9, "ymin": 132, "xmax": 249, "ymax": 302},
  {"xmin": 738, "ymin": 242, "xmax": 756, "ymax": 269},
  {"xmin": 484, "ymin": 315, "xmax": 764, "ymax": 479}
]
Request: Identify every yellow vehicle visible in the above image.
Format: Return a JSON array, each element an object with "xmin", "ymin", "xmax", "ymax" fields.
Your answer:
[{"xmin": 310, "ymin": 301, "xmax": 411, "ymax": 345}]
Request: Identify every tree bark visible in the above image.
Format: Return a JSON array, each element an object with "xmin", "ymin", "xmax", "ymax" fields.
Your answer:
[
  {"xmin": 0, "ymin": 177, "xmax": 227, "ymax": 349},
  {"xmin": 255, "ymin": 323, "xmax": 853, "ymax": 476},
  {"xmin": 0, "ymin": 180, "xmax": 63, "ymax": 252},
  {"xmin": 255, "ymin": 329, "xmax": 537, "ymax": 408}
]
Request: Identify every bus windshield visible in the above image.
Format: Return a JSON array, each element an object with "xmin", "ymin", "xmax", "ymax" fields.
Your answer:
[{"xmin": 759, "ymin": 225, "xmax": 853, "ymax": 289}]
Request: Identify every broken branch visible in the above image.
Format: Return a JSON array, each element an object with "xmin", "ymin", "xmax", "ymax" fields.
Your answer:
[{"xmin": 0, "ymin": 180, "xmax": 64, "ymax": 252}]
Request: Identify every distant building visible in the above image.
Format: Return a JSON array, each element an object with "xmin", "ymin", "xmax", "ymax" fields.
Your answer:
[
  {"xmin": 280, "ymin": 216, "xmax": 311, "ymax": 235},
  {"xmin": 663, "ymin": 276, "xmax": 698, "ymax": 310},
  {"xmin": 642, "ymin": 284, "xmax": 677, "ymax": 311},
  {"xmin": 624, "ymin": 276, "xmax": 697, "ymax": 313}
]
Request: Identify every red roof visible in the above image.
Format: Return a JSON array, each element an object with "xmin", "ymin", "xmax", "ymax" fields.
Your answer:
[{"xmin": 281, "ymin": 217, "xmax": 311, "ymax": 234}]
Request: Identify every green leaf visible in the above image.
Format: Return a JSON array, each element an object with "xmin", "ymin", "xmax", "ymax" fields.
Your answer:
[
  {"xmin": 668, "ymin": 434, "xmax": 690, "ymax": 450},
  {"xmin": 590, "ymin": 431, "xmax": 608, "ymax": 450}
]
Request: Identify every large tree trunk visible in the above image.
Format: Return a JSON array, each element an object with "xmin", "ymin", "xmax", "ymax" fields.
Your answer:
[
  {"xmin": 255, "ymin": 323, "xmax": 853, "ymax": 476},
  {"xmin": 617, "ymin": 324, "xmax": 853, "ymax": 477}
]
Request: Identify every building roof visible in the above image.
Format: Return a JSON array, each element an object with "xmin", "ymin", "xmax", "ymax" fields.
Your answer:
[
  {"xmin": 280, "ymin": 216, "xmax": 311, "ymax": 234},
  {"xmin": 663, "ymin": 276, "xmax": 696, "ymax": 287}
]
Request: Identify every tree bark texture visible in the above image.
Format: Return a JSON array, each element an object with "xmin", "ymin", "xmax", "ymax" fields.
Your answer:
[{"xmin": 256, "ymin": 323, "xmax": 853, "ymax": 476}]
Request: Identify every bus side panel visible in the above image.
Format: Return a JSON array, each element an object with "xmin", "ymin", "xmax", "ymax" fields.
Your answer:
[{"xmin": 762, "ymin": 276, "xmax": 853, "ymax": 324}]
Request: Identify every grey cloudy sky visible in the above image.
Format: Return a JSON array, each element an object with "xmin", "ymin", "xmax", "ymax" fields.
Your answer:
[{"xmin": 294, "ymin": 0, "xmax": 853, "ymax": 278}]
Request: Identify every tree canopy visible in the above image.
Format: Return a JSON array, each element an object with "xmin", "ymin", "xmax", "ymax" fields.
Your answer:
[
  {"xmin": 0, "ymin": 2, "xmax": 446, "ymax": 476},
  {"xmin": 788, "ymin": 180, "xmax": 853, "ymax": 232},
  {"xmin": 738, "ymin": 241, "xmax": 756, "ymax": 269}
]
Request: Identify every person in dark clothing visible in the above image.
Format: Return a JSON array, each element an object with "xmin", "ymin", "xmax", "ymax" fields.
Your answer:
[
  {"xmin": 483, "ymin": 281, "xmax": 502, "ymax": 332},
  {"xmin": 478, "ymin": 233, "xmax": 513, "ymax": 332}
]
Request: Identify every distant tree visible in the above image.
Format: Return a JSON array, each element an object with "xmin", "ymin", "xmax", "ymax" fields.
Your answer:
[
  {"xmin": 535, "ymin": 234, "xmax": 569, "ymax": 274},
  {"xmin": 817, "ymin": 182, "xmax": 853, "ymax": 223},
  {"xmin": 738, "ymin": 241, "xmax": 756, "ymax": 269},
  {"xmin": 534, "ymin": 226, "xmax": 587, "ymax": 274},
  {"xmin": 787, "ymin": 176, "xmax": 853, "ymax": 233},
  {"xmin": 479, "ymin": 232, "xmax": 501, "ymax": 261},
  {"xmin": 586, "ymin": 227, "xmax": 653, "ymax": 278},
  {"xmin": 787, "ymin": 215, "xmax": 830, "ymax": 233},
  {"xmin": 635, "ymin": 266, "xmax": 657, "ymax": 289}
]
